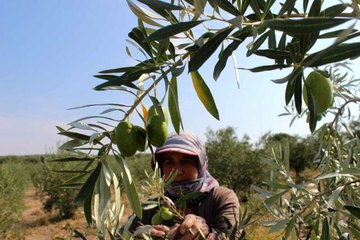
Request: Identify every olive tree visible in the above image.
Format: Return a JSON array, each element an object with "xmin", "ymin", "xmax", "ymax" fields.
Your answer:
[
  {"xmin": 261, "ymin": 133, "xmax": 319, "ymax": 177},
  {"xmin": 205, "ymin": 127, "xmax": 265, "ymax": 199},
  {"xmin": 56, "ymin": 0, "xmax": 360, "ymax": 239}
]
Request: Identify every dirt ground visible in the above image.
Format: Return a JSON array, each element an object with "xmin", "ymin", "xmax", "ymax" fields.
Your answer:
[{"xmin": 20, "ymin": 188, "xmax": 129, "ymax": 240}]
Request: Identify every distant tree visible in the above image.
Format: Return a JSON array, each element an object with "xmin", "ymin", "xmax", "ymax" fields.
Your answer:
[
  {"xmin": 205, "ymin": 127, "xmax": 265, "ymax": 199},
  {"xmin": 32, "ymin": 157, "xmax": 79, "ymax": 219},
  {"xmin": 262, "ymin": 133, "xmax": 319, "ymax": 177}
]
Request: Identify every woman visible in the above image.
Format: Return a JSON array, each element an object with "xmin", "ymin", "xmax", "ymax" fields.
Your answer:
[{"xmin": 123, "ymin": 132, "xmax": 240, "ymax": 239}]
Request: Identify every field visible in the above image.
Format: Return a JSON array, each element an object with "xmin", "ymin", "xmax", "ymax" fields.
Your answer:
[
  {"xmin": 20, "ymin": 187, "xmax": 98, "ymax": 240},
  {"xmin": 0, "ymin": 155, "xmax": 134, "ymax": 240},
  {"xmin": 0, "ymin": 155, "xmax": 304, "ymax": 240}
]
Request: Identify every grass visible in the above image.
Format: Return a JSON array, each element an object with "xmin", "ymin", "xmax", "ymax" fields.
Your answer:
[
  {"xmin": 0, "ymin": 153, "xmax": 99, "ymax": 238},
  {"xmin": 0, "ymin": 155, "xmax": 41, "ymax": 239},
  {"xmin": 237, "ymin": 201, "xmax": 282, "ymax": 240}
]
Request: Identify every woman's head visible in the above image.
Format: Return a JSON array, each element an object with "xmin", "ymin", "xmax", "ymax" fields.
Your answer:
[
  {"xmin": 159, "ymin": 151, "xmax": 199, "ymax": 182},
  {"xmin": 153, "ymin": 132, "xmax": 219, "ymax": 197},
  {"xmin": 154, "ymin": 131, "xmax": 209, "ymax": 180}
]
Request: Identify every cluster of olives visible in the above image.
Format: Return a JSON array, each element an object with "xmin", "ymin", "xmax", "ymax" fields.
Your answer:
[
  {"xmin": 151, "ymin": 206, "xmax": 174, "ymax": 225},
  {"xmin": 114, "ymin": 104, "xmax": 169, "ymax": 157}
]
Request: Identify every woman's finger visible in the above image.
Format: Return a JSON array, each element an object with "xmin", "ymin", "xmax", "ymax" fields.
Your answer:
[
  {"xmin": 179, "ymin": 214, "xmax": 197, "ymax": 235},
  {"xmin": 178, "ymin": 215, "xmax": 209, "ymax": 240},
  {"xmin": 153, "ymin": 224, "xmax": 170, "ymax": 232},
  {"xmin": 136, "ymin": 224, "xmax": 169, "ymax": 238},
  {"xmin": 147, "ymin": 228, "xmax": 167, "ymax": 237},
  {"xmin": 168, "ymin": 224, "xmax": 181, "ymax": 239}
]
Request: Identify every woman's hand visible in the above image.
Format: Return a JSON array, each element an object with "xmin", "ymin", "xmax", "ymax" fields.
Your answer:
[
  {"xmin": 136, "ymin": 224, "xmax": 170, "ymax": 238},
  {"xmin": 168, "ymin": 214, "xmax": 209, "ymax": 239}
]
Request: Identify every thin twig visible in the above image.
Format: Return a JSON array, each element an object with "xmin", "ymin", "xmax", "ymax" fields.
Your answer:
[{"xmin": 330, "ymin": 98, "xmax": 360, "ymax": 128}]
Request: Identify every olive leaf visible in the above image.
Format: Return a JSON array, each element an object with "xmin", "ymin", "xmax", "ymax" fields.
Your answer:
[
  {"xmin": 303, "ymin": 43, "xmax": 360, "ymax": 67},
  {"xmin": 128, "ymin": 27, "xmax": 153, "ymax": 57},
  {"xmin": 344, "ymin": 205, "xmax": 360, "ymax": 220},
  {"xmin": 321, "ymin": 3, "xmax": 347, "ymax": 17},
  {"xmin": 189, "ymin": 27, "xmax": 234, "ymax": 72},
  {"xmin": 74, "ymin": 162, "xmax": 102, "ymax": 206},
  {"xmin": 191, "ymin": 71, "xmax": 219, "ymax": 120},
  {"xmin": 264, "ymin": 18, "xmax": 350, "ymax": 36},
  {"xmin": 321, "ymin": 217, "xmax": 330, "ymax": 240},
  {"xmin": 168, "ymin": 76, "xmax": 182, "ymax": 133},
  {"xmin": 214, "ymin": 27, "xmax": 252, "ymax": 80},
  {"xmin": 277, "ymin": 0, "xmax": 296, "ymax": 17},
  {"xmin": 126, "ymin": 0, "xmax": 163, "ymax": 27},
  {"xmin": 208, "ymin": 0, "xmax": 241, "ymax": 16},
  {"xmin": 115, "ymin": 154, "xmax": 142, "ymax": 219},
  {"xmin": 138, "ymin": 0, "xmax": 183, "ymax": 11},
  {"xmin": 146, "ymin": 21, "xmax": 204, "ymax": 42}
]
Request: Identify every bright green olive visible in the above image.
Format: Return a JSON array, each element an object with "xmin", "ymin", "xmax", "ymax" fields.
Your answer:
[
  {"xmin": 160, "ymin": 207, "xmax": 173, "ymax": 221},
  {"xmin": 147, "ymin": 115, "xmax": 168, "ymax": 147},
  {"xmin": 151, "ymin": 212, "xmax": 163, "ymax": 225},
  {"xmin": 147, "ymin": 105, "xmax": 169, "ymax": 124},
  {"xmin": 115, "ymin": 121, "xmax": 137, "ymax": 157},
  {"xmin": 303, "ymin": 71, "xmax": 333, "ymax": 114}
]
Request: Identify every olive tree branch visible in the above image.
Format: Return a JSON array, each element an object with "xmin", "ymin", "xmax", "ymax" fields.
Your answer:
[
  {"xmin": 123, "ymin": 52, "xmax": 191, "ymax": 120},
  {"xmin": 330, "ymin": 97, "xmax": 360, "ymax": 128}
]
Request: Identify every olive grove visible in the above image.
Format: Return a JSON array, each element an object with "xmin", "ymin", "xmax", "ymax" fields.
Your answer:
[{"xmin": 56, "ymin": 0, "xmax": 360, "ymax": 239}]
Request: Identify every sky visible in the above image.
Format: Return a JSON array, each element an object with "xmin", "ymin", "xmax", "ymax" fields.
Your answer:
[{"xmin": 1, "ymin": 1, "xmax": 359, "ymax": 156}]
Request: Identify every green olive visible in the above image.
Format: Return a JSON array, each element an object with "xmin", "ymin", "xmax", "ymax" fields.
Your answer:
[
  {"xmin": 303, "ymin": 71, "xmax": 333, "ymax": 114},
  {"xmin": 114, "ymin": 121, "xmax": 138, "ymax": 157},
  {"xmin": 147, "ymin": 115, "xmax": 168, "ymax": 147},
  {"xmin": 151, "ymin": 212, "xmax": 163, "ymax": 225},
  {"xmin": 160, "ymin": 207, "xmax": 173, "ymax": 221},
  {"xmin": 134, "ymin": 125, "xmax": 147, "ymax": 152},
  {"xmin": 147, "ymin": 105, "xmax": 169, "ymax": 124}
]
